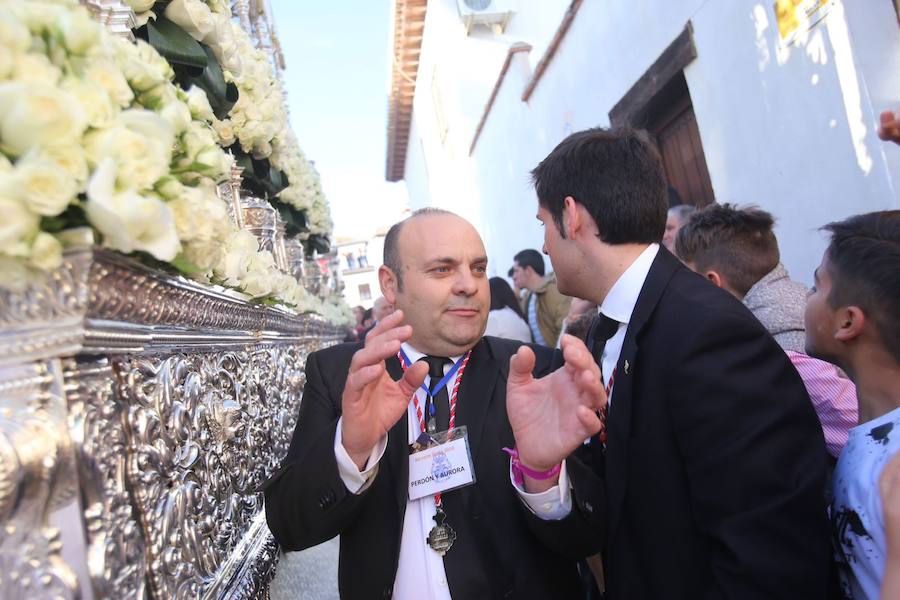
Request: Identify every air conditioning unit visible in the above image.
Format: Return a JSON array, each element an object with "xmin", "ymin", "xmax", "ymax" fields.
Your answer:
[{"xmin": 456, "ymin": 0, "xmax": 513, "ymax": 34}]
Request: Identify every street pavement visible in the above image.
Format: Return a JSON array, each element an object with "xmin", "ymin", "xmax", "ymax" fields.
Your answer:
[{"xmin": 270, "ymin": 537, "xmax": 340, "ymax": 600}]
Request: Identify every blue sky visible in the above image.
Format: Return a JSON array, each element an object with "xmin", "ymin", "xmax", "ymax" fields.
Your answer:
[{"xmin": 269, "ymin": 0, "xmax": 410, "ymax": 240}]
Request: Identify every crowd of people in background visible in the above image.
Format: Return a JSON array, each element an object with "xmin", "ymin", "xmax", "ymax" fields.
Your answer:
[{"xmin": 303, "ymin": 112, "xmax": 900, "ymax": 600}]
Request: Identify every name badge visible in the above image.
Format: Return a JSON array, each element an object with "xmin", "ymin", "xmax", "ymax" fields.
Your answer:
[{"xmin": 408, "ymin": 426, "xmax": 476, "ymax": 501}]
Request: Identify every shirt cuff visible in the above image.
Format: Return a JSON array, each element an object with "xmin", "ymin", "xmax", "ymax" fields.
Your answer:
[
  {"xmin": 334, "ymin": 417, "xmax": 387, "ymax": 495},
  {"xmin": 511, "ymin": 459, "xmax": 572, "ymax": 520}
]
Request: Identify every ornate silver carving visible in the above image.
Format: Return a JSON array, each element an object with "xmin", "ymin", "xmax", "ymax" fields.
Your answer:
[
  {"xmin": 63, "ymin": 357, "xmax": 147, "ymax": 599},
  {"xmin": 0, "ymin": 360, "xmax": 79, "ymax": 600},
  {"xmin": 273, "ymin": 219, "xmax": 289, "ymax": 274},
  {"xmin": 284, "ymin": 236, "xmax": 306, "ymax": 283},
  {"xmin": 80, "ymin": 0, "xmax": 138, "ymax": 40},
  {"xmin": 0, "ymin": 245, "xmax": 343, "ymax": 598},
  {"xmin": 240, "ymin": 196, "xmax": 278, "ymax": 255}
]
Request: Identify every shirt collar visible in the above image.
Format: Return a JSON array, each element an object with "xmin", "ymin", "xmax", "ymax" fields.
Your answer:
[
  {"xmin": 400, "ymin": 342, "xmax": 463, "ymax": 369},
  {"xmin": 599, "ymin": 244, "xmax": 659, "ymax": 325}
]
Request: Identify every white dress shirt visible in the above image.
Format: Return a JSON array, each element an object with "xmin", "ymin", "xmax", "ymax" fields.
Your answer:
[
  {"xmin": 333, "ymin": 342, "xmax": 463, "ymax": 599},
  {"xmin": 513, "ymin": 244, "xmax": 660, "ymax": 515},
  {"xmin": 597, "ymin": 243, "xmax": 659, "ymax": 404}
]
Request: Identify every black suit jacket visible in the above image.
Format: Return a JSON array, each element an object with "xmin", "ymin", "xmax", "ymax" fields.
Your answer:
[
  {"xmin": 264, "ymin": 336, "xmax": 582, "ymax": 599},
  {"xmin": 528, "ymin": 248, "xmax": 831, "ymax": 599}
]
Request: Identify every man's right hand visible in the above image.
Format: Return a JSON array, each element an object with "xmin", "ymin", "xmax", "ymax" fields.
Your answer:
[{"xmin": 341, "ymin": 309, "xmax": 428, "ymax": 470}]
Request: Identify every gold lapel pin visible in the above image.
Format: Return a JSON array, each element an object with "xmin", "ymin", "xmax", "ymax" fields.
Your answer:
[{"xmin": 623, "ymin": 360, "xmax": 631, "ymax": 375}]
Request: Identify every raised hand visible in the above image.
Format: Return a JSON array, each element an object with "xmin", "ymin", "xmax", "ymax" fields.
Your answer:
[
  {"xmin": 340, "ymin": 310, "xmax": 428, "ymax": 470},
  {"xmin": 506, "ymin": 334, "xmax": 605, "ymax": 488}
]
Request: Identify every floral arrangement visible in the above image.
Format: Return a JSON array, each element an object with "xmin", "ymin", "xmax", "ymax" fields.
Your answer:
[{"xmin": 0, "ymin": 0, "xmax": 349, "ymax": 323}]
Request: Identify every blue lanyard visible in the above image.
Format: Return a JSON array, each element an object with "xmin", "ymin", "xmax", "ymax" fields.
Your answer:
[{"xmin": 398, "ymin": 349, "xmax": 466, "ymax": 420}]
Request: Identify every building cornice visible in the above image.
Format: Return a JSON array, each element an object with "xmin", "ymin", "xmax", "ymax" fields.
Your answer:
[{"xmin": 385, "ymin": 0, "xmax": 428, "ymax": 182}]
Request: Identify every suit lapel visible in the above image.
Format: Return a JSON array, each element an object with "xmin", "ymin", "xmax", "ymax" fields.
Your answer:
[
  {"xmin": 384, "ymin": 355, "xmax": 411, "ymax": 512},
  {"xmin": 455, "ymin": 338, "xmax": 498, "ymax": 465},
  {"xmin": 605, "ymin": 248, "xmax": 682, "ymax": 542}
]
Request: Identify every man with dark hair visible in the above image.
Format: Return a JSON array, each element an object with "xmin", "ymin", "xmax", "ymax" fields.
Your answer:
[
  {"xmin": 265, "ymin": 209, "xmax": 595, "ymax": 598},
  {"xmin": 504, "ymin": 126, "xmax": 830, "ymax": 599},
  {"xmin": 804, "ymin": 210, "xmax": 900, "ymax": 599},
  {"xmin": 675, "ymin": 203, "xmax": 857, "ymax": 459},
  {"xmin": 510, "ymin": 249, "xmax": 571, "ymax": 346}
]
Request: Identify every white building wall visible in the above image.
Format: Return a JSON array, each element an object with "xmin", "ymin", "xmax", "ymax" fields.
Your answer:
[{"xmin": 402, "ymin": 0, "xmax": 900, "ymax": 284}]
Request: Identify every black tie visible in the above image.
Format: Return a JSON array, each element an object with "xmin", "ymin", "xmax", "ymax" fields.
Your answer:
[
  {"xmin": 589, "ymin": 313, "xmax": 619, "ymax": 376},
  {"xmin": 420, "ymin": 356, "xmax": 451, "ymax": 431}
]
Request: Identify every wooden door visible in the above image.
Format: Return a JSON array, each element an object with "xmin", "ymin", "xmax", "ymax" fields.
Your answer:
[{"xmin": 651, "ymin": 94, "xmax": 715, "ymax": 208}]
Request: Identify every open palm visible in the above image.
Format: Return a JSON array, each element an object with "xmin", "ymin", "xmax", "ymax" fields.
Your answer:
[
  {"xmin": 506, "ymin": 335, "xmax": 605, "ymax": 472},
  {"xmin": 340, "ymin": 310, "xmax": 427, "ymax": 468}
]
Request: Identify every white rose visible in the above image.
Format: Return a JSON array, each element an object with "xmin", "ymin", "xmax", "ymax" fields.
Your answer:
[
  {"xmin": 9, "ymin": 2, "xmax": 67, "ymax": 34},
  {"xmin": 28, "ymin": 232, "xmax": 62, "ymax": 270},
  {"xmin": 186, "ymin": 86, "xmax": 215, "ymax": 122},
  {"xmin": 0, "ymin": 81, "xmax": 87, "ymax": 156},
  {"xmin": 61, "ymin": 76, "xmax": 116, "ymax": 128},
  {"xmin": 123, "ymin": 0, "xmax": 156, "ymax": 12},
  {"xmin": 0, "ymin": 14, "xmax": 32, "ymax": 55},
  {"xmin": 84, "ymin": 60, "xmax": 134, "ymax": 107},
  {"xmin": 203, "ymin": 15, "xmax": 242, "ymax": 76},
  {"xmin": 0, "ymin": 255, "xmax": 35, "ymax": 292},
  {"xmin": 183, "ymin": 238, "xmax": 222, "ymax": 274},
  {"xmin": 154, "ymin": 176, "xmax": 185, "ymax": 201},
  {"xmin": 206, "ymin": 0, "xmax": 230, "ymax": 15},
  {"xmin": 85, "ymin": 159, "xmax": 182, "ymax": 260},
  {"xmin": 85, "ymin": 108, "xmax": 174, "ymax": 191},
  {"xmin": 0, "ymin": 151, "xmax": 77, "ymax": 216},
  {"xmin": 0, "ymin": 193, "xmax": 40, "ymax": 257},
  {"xmin": 159, "ymin": 96, "xmax": 193, "ymax": 134},
  {"xmin": 212, "ymin": 118, "xmax": 235, "ymax": 146},
  {"xmin": 118, "ymin": 39, "xmax": 173, "ymax": 93},
  {"xmin": 35, "ymin": 144, "xmax": 89, "ymax": 185},
  {"xmin": 54, "ymin": 7, "xmax": 98, "ymax": 55},
  {"xmin": 11, "ymin": 52, "xmax": 63, "ymax": 85},
  {"xmin": 164, "ymin": 0, "xmax": 215, "ymax": 41},
  {"xmin": 168, "ymin": 183, "xmax": 227, "ymax": 242}
]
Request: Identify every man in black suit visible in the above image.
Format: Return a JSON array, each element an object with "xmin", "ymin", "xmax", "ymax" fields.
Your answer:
[
  {"xmin": 265, "ymin": 208, "xmax": 599, "ymax": 598},
  {"xmin": 505, "ymin": 127, "xmax": 832, "ymax": 599}
]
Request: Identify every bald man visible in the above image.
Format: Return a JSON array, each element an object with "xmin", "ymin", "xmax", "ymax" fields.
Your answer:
[{"xmin": 265, "ymin": 208, "xmax": 597, "ymax": 599}]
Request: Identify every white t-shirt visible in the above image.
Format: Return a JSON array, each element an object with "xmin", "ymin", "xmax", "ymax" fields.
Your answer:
[
  {"xmin": 484, "ymin": 306, "xmax": 532, "ymax": 343},
  {"xmin": 831, "ymin": 406, "xmax": 900, "ymax": 600}
]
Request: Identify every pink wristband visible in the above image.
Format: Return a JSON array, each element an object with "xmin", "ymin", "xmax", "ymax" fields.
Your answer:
[{"xmin": 502, "ymin": 447, "xmax": 561, "ymax": 487}]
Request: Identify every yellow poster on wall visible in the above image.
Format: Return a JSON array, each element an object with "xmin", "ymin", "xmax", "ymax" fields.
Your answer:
[{"xmin": 774, "ymin": 0, "xmax": 835, "ymax": 44}]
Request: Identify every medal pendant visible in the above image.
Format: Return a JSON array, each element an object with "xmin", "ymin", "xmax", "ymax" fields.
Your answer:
[
  {"xmin": 426, "ymin": 507, "xmax": 457, "ymax": 556},
  {"xmin": 426, "ymin": 416, "xmax": 437, "ymax": 434}
]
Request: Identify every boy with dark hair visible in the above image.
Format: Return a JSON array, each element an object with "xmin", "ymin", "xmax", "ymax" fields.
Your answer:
[
  {"xmin": 804, "ymin": 210, "xmax": 900, "ymax": 599},
  {"xmin": 675, "ymin": 203, "xmax": 857, "ymax": 458}
]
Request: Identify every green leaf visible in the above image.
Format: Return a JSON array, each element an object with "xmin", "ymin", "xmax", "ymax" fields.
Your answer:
[
  {"xmin": 142, "ymin": 15, "xmax": 207, "ymax": 72},
  {"xmin": 40, "ymin": 204, "xmax": 89, "ymax": 233},
  {"xmin": 170, "ymin": 253, "xmax": 206, "ymax": 274},
  {"xmin": 175, "ymin": 44, "xmax": 238, "ymax": 119}
]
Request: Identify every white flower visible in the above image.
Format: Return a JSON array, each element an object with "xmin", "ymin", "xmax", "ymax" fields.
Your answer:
[
  {"xmin": 0, "ymin": 14, "xmax": 32, "ymax": 55},
  {"xmin": 85, "ymin": 159, "xmax": 181, "ymax": 260},
  {"xmin": 61, "ymin": 76, "xmax": 116, "ymax": 128},
  {"xmin": 165, "ymin": 0, "xmax": 215, "ymax": 42},
  {"xmin": 205, "ymin": 0, "xmax": 231, "ymax": 15},
  {"xmin": 186, "ymin": 86, "xmax": 215, "ymax": 122},
  {"xmin": 0, "ymin": 255, "xmax": 36, "ymax": 292},
  {"xmin": 85, "ymin": 108, "xmax": 174, "ymax": 191},
  {"xmin": 83, "ymin": 60, "xmax": 134, "ymax": 107},
  {"xmin": 28, "ymin": 232, "xmax": 62, "ymax": 270},
  {"xmin": 203, "ymin": 15, "xmax": 242, "ymax": 76},
  {"xmin": 0, "ymin": 81, "xmax": 87, "ymax": 156},
  {"xmin": 212, "ymin": 118, "xmax": 235, "ymax": 146},
  {"xmin": 35, "ymin": 144, "xmax": 89, "ymax": 185},
  {"xmin": 159, "ymin": 94, "xmax": 193, "ymax": 134},
  {"xmin": 54, "ymin": 6, "xmax": 98, "ymax": 55},
  {"xmin": 123, "ymin": 0, "xmax": 156, "ymax": 12},
  {"xmin": 0, "ymin": 193, "xmax": 40, "ymax": 257},
  {"xmin": 118, "ymin": 39, "xmax": 173, "ymax": 93},
  {"xmin": 11, "ymin": 53, "xmax": 63, "ymax": 85},
  {"xmin": 154, "ymin": 176, "xmax": 185, "ymax": 201},
  {"xmin": 0, "ymin": 151, "xmax": 77, "ymax": 216},
  {"xmin": 182, "ymin": 238, "xmax": 222, "ymax": 275},
  {"xmin": 168, "ymin": 183, "xmax": 228, "ymax": 243}
]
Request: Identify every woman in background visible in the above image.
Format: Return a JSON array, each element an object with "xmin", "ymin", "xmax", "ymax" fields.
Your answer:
[{"xmin": 485, "ymin": 277, "xmax": 532, "ymax": 343}]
